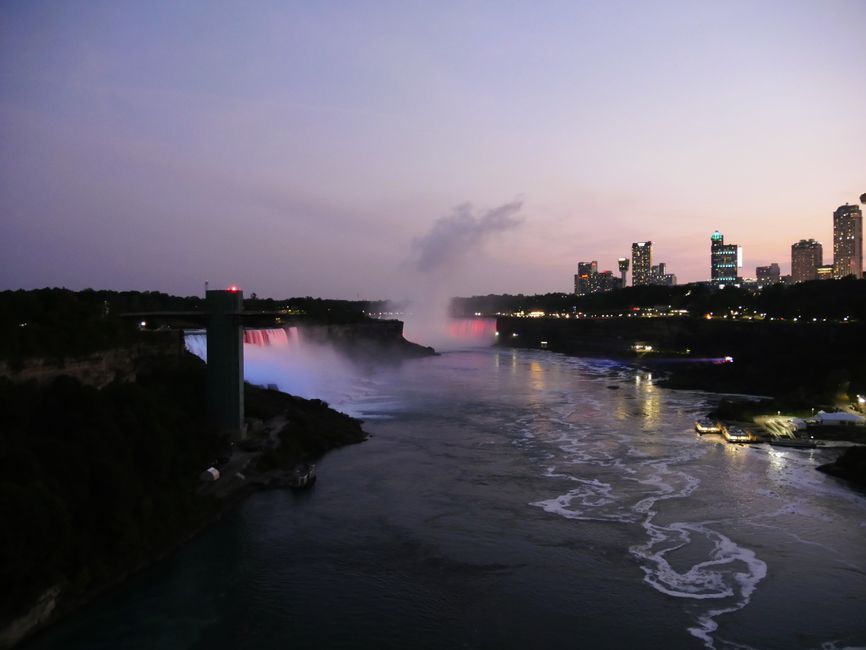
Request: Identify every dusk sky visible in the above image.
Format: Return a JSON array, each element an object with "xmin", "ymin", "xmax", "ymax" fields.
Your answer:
[{"xmin": 2, "ymin": 1, "xmax": 864, "ymax": 299}]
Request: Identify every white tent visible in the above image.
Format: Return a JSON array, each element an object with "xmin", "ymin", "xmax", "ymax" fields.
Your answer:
[{"xmin": 812, "ymin": 411, "xmax": 866, "ymax": 427}]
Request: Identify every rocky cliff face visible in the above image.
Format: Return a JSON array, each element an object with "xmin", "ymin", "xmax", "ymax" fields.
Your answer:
[
  {"xmin": 299, "ymin": 319, "xmax": 435, "ymax": 359},
  {"xmin": 0, "ymin": 339, "xmax": 183, "ymax": 388},
  {"xmin": 0, "ymin": 586, "xmax": 61, "ymax": 649}
]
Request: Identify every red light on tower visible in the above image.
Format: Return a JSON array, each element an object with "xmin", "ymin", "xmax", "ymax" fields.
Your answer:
[{"xmin": 228, "ymin": 285, "xmax": 240, "ymax": 293}]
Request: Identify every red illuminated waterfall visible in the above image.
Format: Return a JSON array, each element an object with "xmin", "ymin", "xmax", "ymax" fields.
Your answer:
[
  {"xmin": 243, "ymin": 328, "xmax": 293, "ymax": 347},
  {"xmin": 446, "ymin": 318, "xmax": 497, "ymax": 341}
]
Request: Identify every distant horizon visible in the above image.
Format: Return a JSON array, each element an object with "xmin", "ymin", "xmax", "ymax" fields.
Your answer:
[
  {"xmin": 7, "ymin": 271, "xmax": 865, "ymax": 307},
  {"xmin": 2, "ymin": 1, "xmax": 864, "ymax": 298}
]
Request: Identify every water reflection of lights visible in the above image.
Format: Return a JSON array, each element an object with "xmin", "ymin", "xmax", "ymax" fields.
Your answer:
[
  {"xmin": 721, "ymin": 441, "xmax": 749, "ymax": 463},
  {"xmin": 529, "ymin": 361, "xmax": 545, "ymax": 391},
  {"xmin": 767, "ymin": 448, "xmax": 787, "ymax": 476},
  {"xmin": 493, "ymin": 350, "xmax": 520, "ymax": 374},
  {"xmin": 634, "ymin": 371, "xmax": 660, "ymax": 426}
]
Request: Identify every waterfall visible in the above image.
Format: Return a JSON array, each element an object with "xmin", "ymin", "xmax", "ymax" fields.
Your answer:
[
  {"xmin": 184, "ymin": 330, "xmax": 208, "ymax": 360},
  {"xmin": 446, "ymin": 318, "xmax": 497, "ymax": 341},
  {"xmin": 184, "ymin": 327, "xmax": 300, "ymax": 362},
  {"xmin": 184, "ymin": 326, "xmax": 361, "ymax": 409},
  {"xmin": 243, "ymin": 328, "xmax": 292, "ymax": 347}
]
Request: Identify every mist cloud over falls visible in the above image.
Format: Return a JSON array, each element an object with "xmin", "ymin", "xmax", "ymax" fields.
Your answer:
[
  {"xmin": 410, "ymin": 201, "xmax": 524, "ymax": 273},
  {"xmin": 397, "ymin": 200, "xmax": 523, "ymax": 350}
]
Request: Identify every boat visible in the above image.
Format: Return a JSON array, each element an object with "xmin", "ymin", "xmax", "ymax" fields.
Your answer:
[
  {"xmin": 768, "ymin": 437, "xmax": 819, "ymax": 449},
  {"xmin": 695, "ymin": 418, "xmax": 723, "ymax": 434},
  {"xmin": 288, "ymin": 463, "xmax": 317, "ymax": 488},
  {"xmin": 723, "ymin": 426, "xmax": 752, "ymax": 443}
]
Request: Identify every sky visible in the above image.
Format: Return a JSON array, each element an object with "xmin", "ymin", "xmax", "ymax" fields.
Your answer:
[{"xmin": 1, "ymin": 0, "xmax": 865, "ymax": 300}]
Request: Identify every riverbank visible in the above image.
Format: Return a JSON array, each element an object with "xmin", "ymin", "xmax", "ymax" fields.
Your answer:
[
  {"xmin": 0, "ymin": 357, "xmax": 368, "ymax": 649},
  {"xmin": 492, "ymin": 317, "xmax": 866, "ymax": 491},
  {"xmin": 817, "ymin": 447, "xmax": 866, "ymax": 487},
  {"xmin": 493, "ymin": 315, "xmax": 866, "ymax": 406}
]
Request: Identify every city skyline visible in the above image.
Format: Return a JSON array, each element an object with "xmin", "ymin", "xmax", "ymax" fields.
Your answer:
[
  {"xmin": 1, "ymin": 1, "xmax": 865, "ymax": 299},
  {"xmin": 575, "ymin": 197, "xmax": 864, "ymax": 290}
]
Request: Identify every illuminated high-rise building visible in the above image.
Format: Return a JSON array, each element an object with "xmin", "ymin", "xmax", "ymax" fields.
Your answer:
[
  {"xmin": 574, "ymin": 261, "xmax": 598, "ymax": 295},
  {"xmin": 631, "ymin": 242, "xmax": 652, "ymax": 286},
  {"xmin": 617, "ymin": 257, "xmax": 629, "ymax": 287},
  {"xmin": 574, "ymin": 260, "xmax": 621, "ymax": 295},
  {"xmin": 833, "ymin": 204, "xmax": 863, "ymax": 279},
  {"xmin": 791, "ymin": 239, "xmax": 822, "ymax": 283},
  {"xmin": 710, "ymin": 231, "xmax": 740, "ymax": 284}
]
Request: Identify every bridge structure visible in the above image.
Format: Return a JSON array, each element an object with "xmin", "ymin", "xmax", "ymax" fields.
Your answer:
[{"xmin": 124, "ymin": 288, "xmax": 286, "ymax": 441}]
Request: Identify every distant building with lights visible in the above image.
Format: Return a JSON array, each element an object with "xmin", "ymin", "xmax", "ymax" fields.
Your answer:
[
  {"xmin": 617, "ymin": 257, "xmax": 629, "ymax": 287},
  {"xmin": 833, "ymin": 204, "xmax": 863, "ymax": 279},
  {"xmin": 631, "ymin": 242, "xmax": 652, "ymax": 286},
  {"xmin": 595, "ymin": 271, "xmax": 621, "ymax": 293},
  {"xmin": 817, "ymin": 264, "xmax": 835, "ymax": 281},
  {"xmin": 756, "ymin": 263, "xmax": 780, "ymax": 286},
  {"xmin": 791, "ymin": 239, "xmax": 822, "ymax": 283},
  {"xmin": 574, "ymin": 261, "xmax": 598, "ymax": 295},
  {"xmin": 710, "ymin": 231, "xmax": 740, "ymax": 285},
  {"xmin": 650, "ymin": 262, "xmax": 677, "ymax": 286},
  {"xmin": 575, "ymin": 261, "xmax": 622, "ymax": 295}
]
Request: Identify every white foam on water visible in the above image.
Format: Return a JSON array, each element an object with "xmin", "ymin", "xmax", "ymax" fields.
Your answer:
[
  {"xmin": 531, "ymin": 474, "xmax": 639, "ymax": 524},
  {"xmin": 819, "ymin": 642, "xmax": 866, "ymax": 650},
  {"xmin": 522, "ymin": 371, "xmax": 772, "ymax": 650}
]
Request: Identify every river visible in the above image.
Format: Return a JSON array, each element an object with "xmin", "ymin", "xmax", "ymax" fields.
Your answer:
[{"xmin": 25, "ymin": 340, "xmax": 866, "ymax": 649}]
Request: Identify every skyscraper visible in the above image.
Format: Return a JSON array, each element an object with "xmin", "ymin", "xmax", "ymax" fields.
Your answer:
[
  {"xmin": 791, "ymin": 239, "xmax": 822, "ymax": 283},
  {"xmin": 710, "ymin": 231, "xmax": 740, "ymax": 284},
  {"xmin": 631, "ymin": 242, "xmax": 652, "ymax": 286},
  {"xmin": 574, "ymin": 261, "xmax": 621, "ymax": 295},
  {"xmin": 832, "ymin": 204, "xmax": 863, "ymax": 279},
  {"xmin": 574, "ymin": 261, "xmax": 598, "ymax": 295},
  {"xmin": 617, "ymin": 257, "xmax": 629, "ymax": 287},
  {"xmin": 755, "ymin": 263, "xmax": 780, "ymax": 286}
]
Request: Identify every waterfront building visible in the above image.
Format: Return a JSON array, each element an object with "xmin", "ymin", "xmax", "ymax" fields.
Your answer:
[
  {"xmin": 756, "ymin": 263, "xmax": 781, "ymax": 286},
  {"xmin": 710, "ymin": 231, "xmax": 741, "ymax": 285},
  {"xmin": 791, "ymin": 239, "xmax": 822, "ymax": 283},
  {"xmin": 631, "ymin": 242, "xmax": 652, "ymax": 286},
  {"xmin": 617, "ymin": 257, "xmax": 629, "ymax": 287},
  {"xmin": 833, "ymin": 204, "xmax": 863, "ymax": 279}
]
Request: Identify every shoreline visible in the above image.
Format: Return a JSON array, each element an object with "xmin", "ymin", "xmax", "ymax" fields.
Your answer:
[
  {"xmin": 502, "ymin": 343, "xmax": 866, "ymax": 488},
  {"xmin": 3, "ymin": 319, "xmax": 429, "ymax": 649},
  {"xmin": 5, "ymin": 387, "xmax": 369, "ymax": 650}
]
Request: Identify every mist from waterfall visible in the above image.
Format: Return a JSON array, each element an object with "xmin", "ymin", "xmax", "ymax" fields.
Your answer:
[
  {"xmin": 393, "ymin": 201, "xmax": 521, "ymax": 351},
  {"xmin": 401, "ymin": 316, "xmax": 497, "ymax": 351},
  {"xmin": 185, "ymin": 327, "xmax": 371, "ymax": 415},
  {"xmin": 185, "ymin": 318, "xmax": 496, "ymax": 416}
]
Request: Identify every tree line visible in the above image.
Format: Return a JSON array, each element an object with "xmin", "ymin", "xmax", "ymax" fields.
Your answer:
[{"xmin": 451, "ymin": 277, "xmax": 866, "ymax": 321}]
